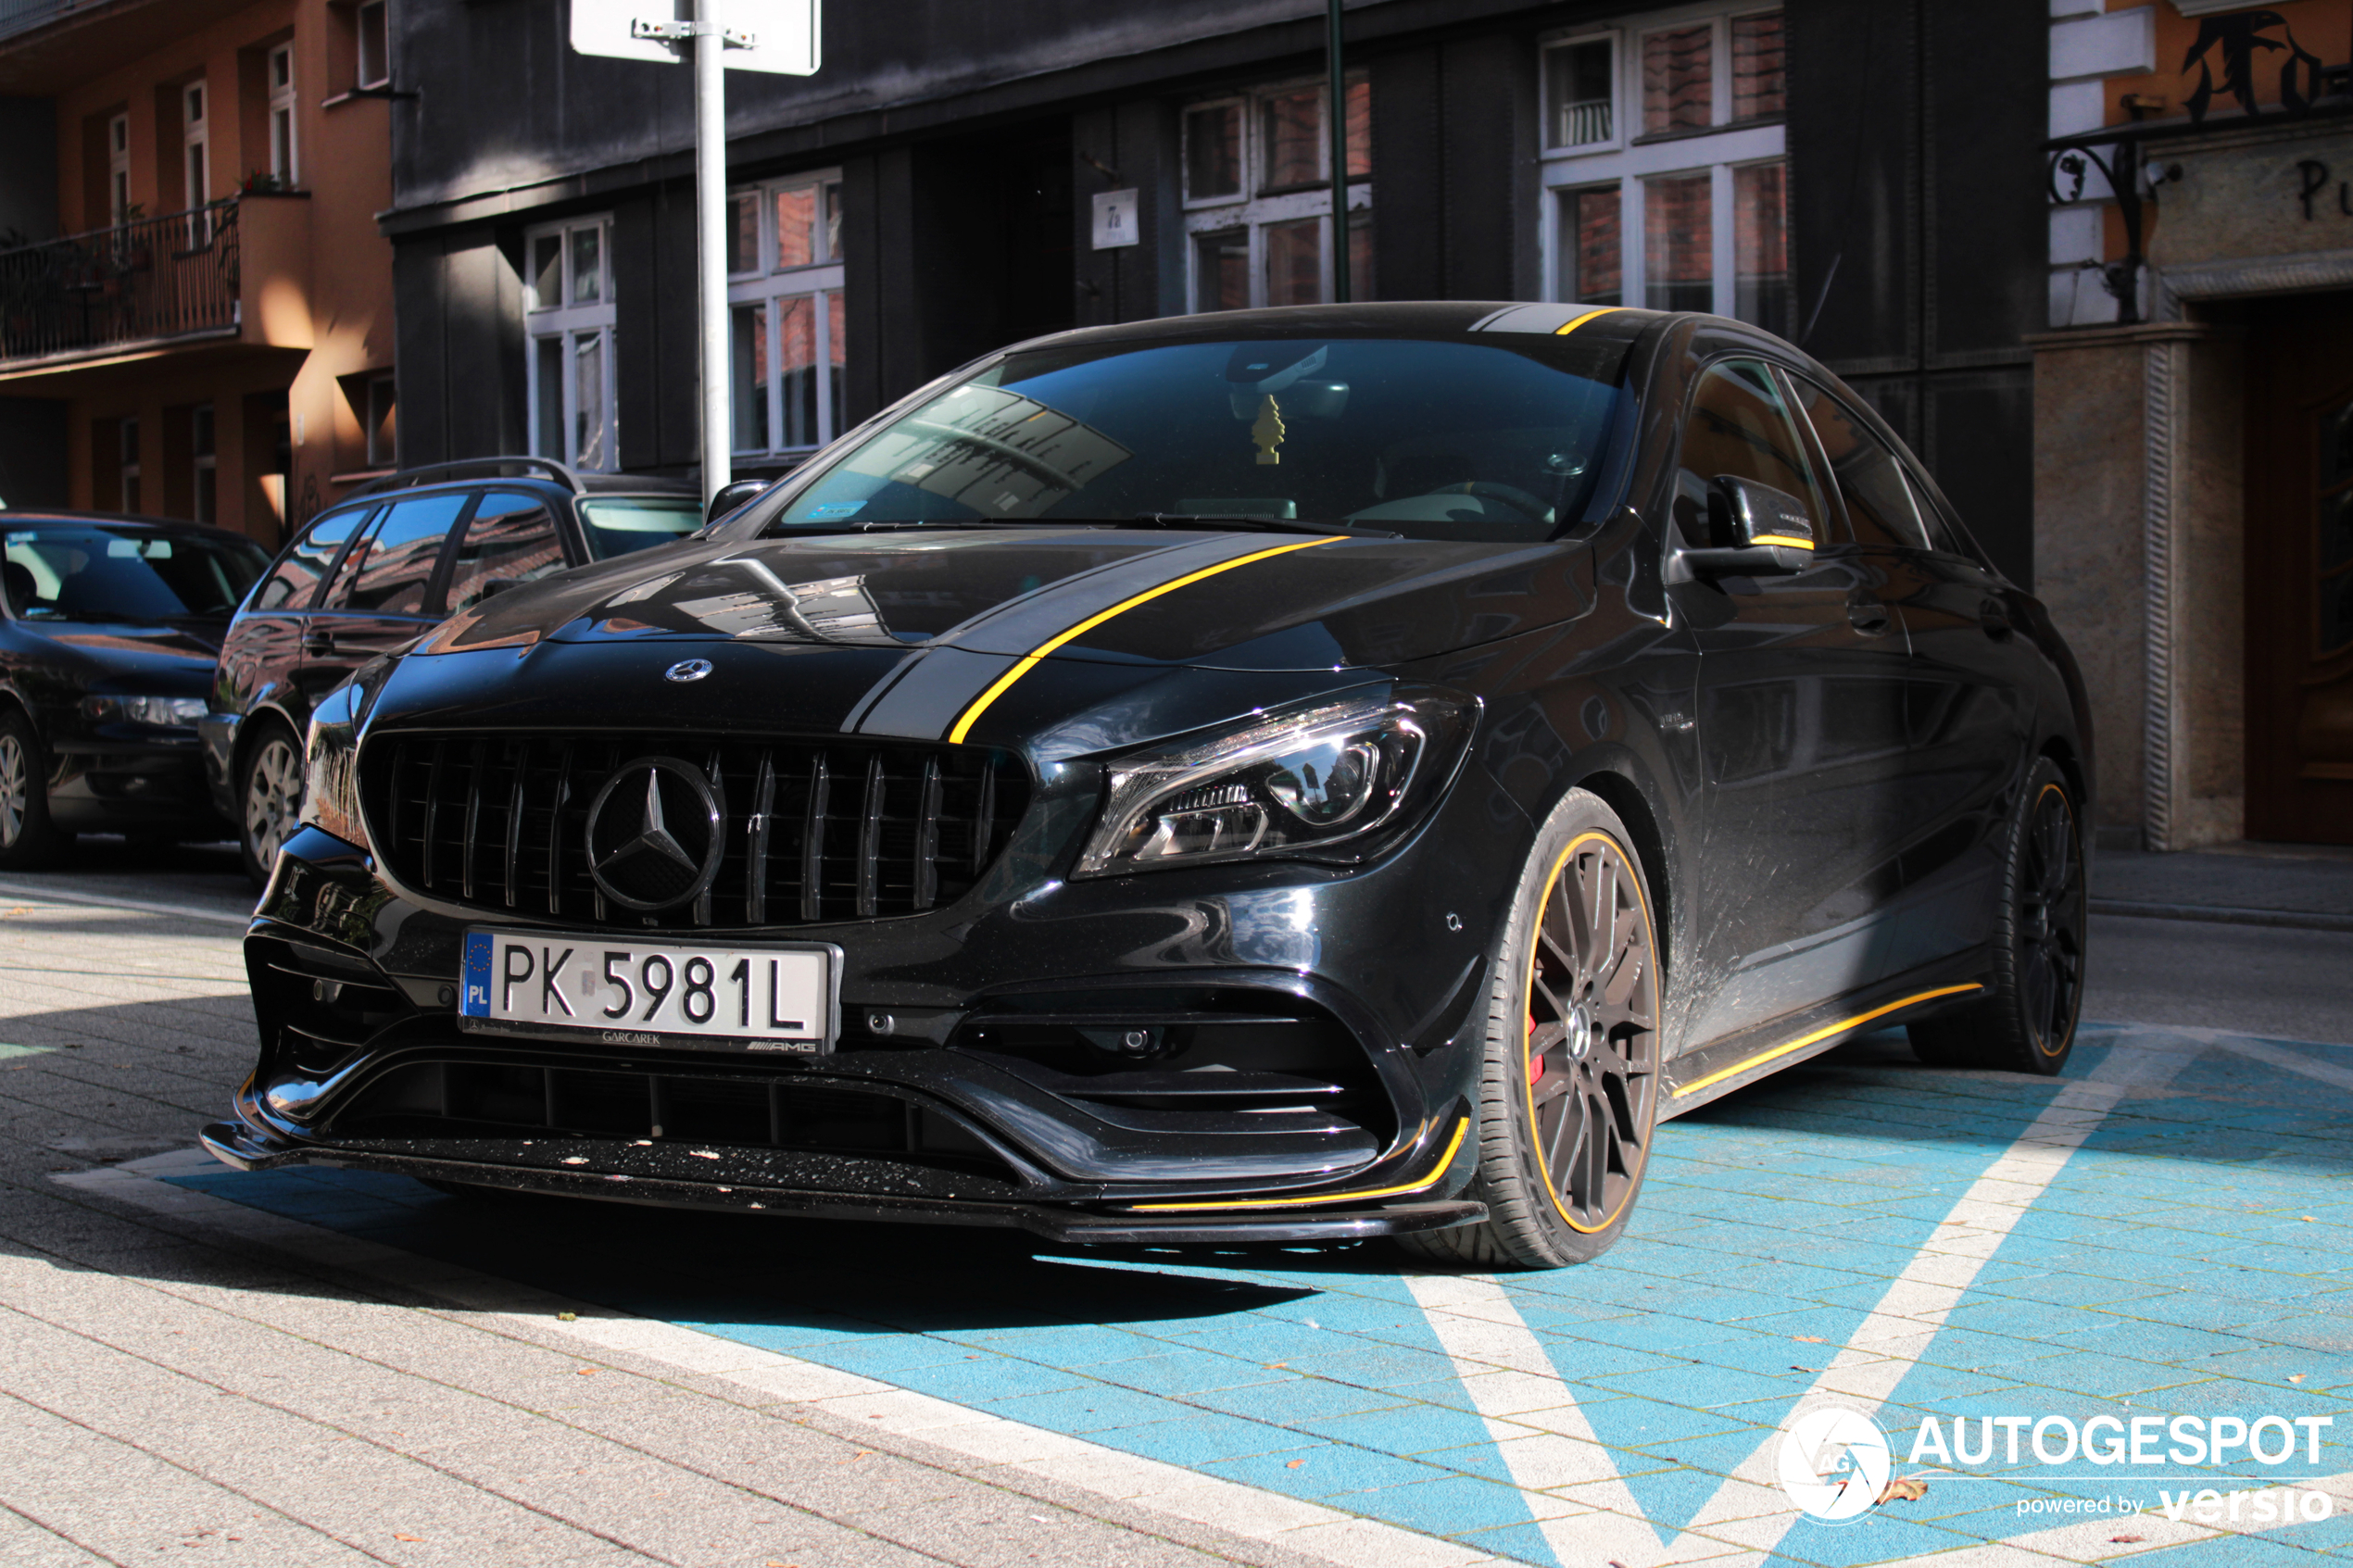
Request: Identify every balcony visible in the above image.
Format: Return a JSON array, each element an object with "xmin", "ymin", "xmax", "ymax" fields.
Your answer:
[{"xmin": 0, "ymin": 194, "xmax": 313, "ymax": 383}]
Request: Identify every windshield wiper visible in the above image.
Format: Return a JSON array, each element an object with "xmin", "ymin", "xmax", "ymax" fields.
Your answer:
[{"xmin": 1127, "ymin": 513, "xmax": 1403, "ymax": 538}]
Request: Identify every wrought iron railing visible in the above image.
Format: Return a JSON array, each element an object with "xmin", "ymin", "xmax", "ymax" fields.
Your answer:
[
  {"xmin": 0, "ymin": 199, "xmax": 240, "ymax": 364},
  {"xmin": 0, "ymin": 0, "xmax": 77, "ymax": 44}
]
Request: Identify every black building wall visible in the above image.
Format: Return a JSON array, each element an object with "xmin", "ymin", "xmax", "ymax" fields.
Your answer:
[
  {"xmin": 1788, "ymin": 0, "xmax": 2046, "ymax": 587},
  {"xmin": 0, "ymin": 93, "xmax": 66, "ymax": 508}
]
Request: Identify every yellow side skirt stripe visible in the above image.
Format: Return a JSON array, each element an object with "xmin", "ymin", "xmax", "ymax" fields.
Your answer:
[
  {"xmin": 945, "ymin": 534, "xmax": 1341, "ymax": 744},
  {"xmin": 1670, "ymin": 983, "xmax": 1985, "ymax": 1100},
  {"xmin": 1554, "ymin": 307, "xmax": 1622, "ymax": 335},
  {"xmin": 1748, "ymin": 533, "xmax": 1816, "ymax": 550},
  {"xmin": 1126, "ymin": 1116, "xmax": 1469, "ymax": 1212}
]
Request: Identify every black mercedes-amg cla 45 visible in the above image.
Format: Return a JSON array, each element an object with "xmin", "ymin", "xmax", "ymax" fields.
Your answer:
[{"xmin": 205, "ymin": 302, "xmax": 2093, "ymax": 1269}]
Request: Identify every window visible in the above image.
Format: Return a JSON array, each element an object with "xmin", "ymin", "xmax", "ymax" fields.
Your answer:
[
  {"xmin": 524, "ymin": 216, "xmax": 617, "ymax": 471},
  {"xmin": 107, "ymin": 113, "xmax": 130, "ymax": 227},
  {"xmin": 183, "ymin": 81, "xmax": 210, "ymax": 242},
  {"xmin": 357, "ymin": 0, "xmax": 389, "ymax": 89},
  {"xmin": 322, "ymin": 494, "xmax": 467, "ymax": 616},
  {"xmin": 120, "ymin": 418, "xmax": 141, "ymax": 513},
  {"xmin": 192, "ymin": 405, "xmax": 216, "ymax": 525},
  {"xmin": 253, "ymin": 506, "xmax": 371, "ymax": 611},
  {"xmin": 268, "ymin": 44, "xmax": 296, "ymax": 183},
  {"xmin": 725, "ymin": 172, "xmax": 848, "ymax": 456},
  {"xmin": 1673, "ymin": 360, "xmax": 1827, "ymax": 547},
  {"xmin": 1182, "ymin": 77, "xmax": 1371, "ymax": 312},
  {"xmin": 364, "ymin": 373, "xmax": 396, "ymax": 468},
  {"xmin": 445, "ymin": 491, "xmax": 566, "ymax": 615},
  {"xmin": 1541, "ymin": 7, "xmax": 1789, "ymax": 332},
  {"xmin": 1785, "ymin": 376, "xmax": 1929, "ymax": 551}
]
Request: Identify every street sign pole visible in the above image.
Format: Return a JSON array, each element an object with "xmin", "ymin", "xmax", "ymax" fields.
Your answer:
[{"xmin": 694, "ymin": 0, "xmax": 729, "ymax": 506}]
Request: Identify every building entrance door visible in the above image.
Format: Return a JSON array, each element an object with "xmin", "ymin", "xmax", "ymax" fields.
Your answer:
[{"xmin": 2246, "ymin": 292, "xmax": 2353, "ymax": 845}]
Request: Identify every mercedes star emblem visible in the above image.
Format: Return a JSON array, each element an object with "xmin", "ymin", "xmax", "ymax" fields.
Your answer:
[
  {"xmin": 665, "ymin": 659, "xmax": 714, "ymax": 684},
  {"xmin": 583, "ymin": 757, "xmax": 725, "ymax": 911}
]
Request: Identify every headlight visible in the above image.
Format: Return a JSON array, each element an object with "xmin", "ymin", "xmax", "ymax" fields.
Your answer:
[
  {"xmin": 1074, "ymin": 688, "xmax": 1477, "ymax": 878},
  {"xmin": 82, "ymin": 694, "xmax": 208, "ymax": 727},
  {"xmin": 298, "ymin": 679, "xmax": 370, "ymax": 851}
]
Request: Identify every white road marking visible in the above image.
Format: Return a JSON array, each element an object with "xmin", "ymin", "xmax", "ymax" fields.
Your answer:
[
  {"xmin": 2205, "ymin": 1032, "xmax": 2353, "ymax": 1093},
  {"xmin": 61, "ymin": 1151, "xmax": 1504, "ymax": 1568},
  {"xmin": 1407, "ymin": 1038, "xmax": 2204, "ymax": 1567}
]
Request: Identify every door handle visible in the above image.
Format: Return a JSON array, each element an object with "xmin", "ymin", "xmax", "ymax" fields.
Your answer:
[
  {"xmin": 1979, "ymin": 597, "xmax": 2014, "ymax": 639},
  {"xmin": 1846, "ymin": 590, "xmax": 1893, "ymax": 638},
  {"xmin": 301, "ymin": 628, "xmax": 336, "ymax": 656}
]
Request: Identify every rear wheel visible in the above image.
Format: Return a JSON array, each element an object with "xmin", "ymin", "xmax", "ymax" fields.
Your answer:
[
  {"xmin": 1399, "ymin": 789, "xmax": 1664, "ymax": 1269},
  {"xmin": 1909, "ymin": 758, "xmax": 2087, "ymax": 1075},
  {"xmin": 0, "ymin": 709, "xmax": 66, "ymax": 870},
  {"xmin": 238, "ymin": 720, "xmax": 304, "ymax": 887}
]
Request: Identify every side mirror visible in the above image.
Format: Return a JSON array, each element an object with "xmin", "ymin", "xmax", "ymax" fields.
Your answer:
[
  {"xmin": 1674, "ymin": 475, "xmax": 1819, "ymax": 580},
  {"xmin": 477, "ymin": 577, "xmax": 522, "ymax": 598},
  {"xmin": 705, "ymin": 478, "xmax": 770, "ymax": 525}
]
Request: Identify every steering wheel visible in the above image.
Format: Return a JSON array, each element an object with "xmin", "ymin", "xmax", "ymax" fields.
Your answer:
[{"xmin": 1422, "ymin": 481, "xmax": 1554, "ymax": 524}]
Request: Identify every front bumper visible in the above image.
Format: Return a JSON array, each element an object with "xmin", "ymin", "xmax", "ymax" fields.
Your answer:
[{"xmin": 48, "ymin": 734, "xmax": 228, "ymax": 835}]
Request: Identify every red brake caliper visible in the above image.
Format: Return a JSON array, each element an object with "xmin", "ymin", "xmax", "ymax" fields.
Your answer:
[{"xmin": 1527, "ymin": 1016, "xmax": 1544, "ymax": 1083}]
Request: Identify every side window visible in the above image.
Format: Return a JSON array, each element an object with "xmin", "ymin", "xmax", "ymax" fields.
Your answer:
[
  {"xmin": 252, "ymin": 508, "xmax": 371, "ymax": 611},
  {"xmin": 322, "ymin": 493, "xmax": 471, "ymax": 615},
  {"xmin": 1673, "ymin": 359, "xmax": 1830, "ymax": 546},
  {"xmin": 1787, "ymin": 379, "xmax": 1929, "ymax": 551},
  {"xmin": 445, "ymin": 490, "xmax": 569, "ymax": 616}
]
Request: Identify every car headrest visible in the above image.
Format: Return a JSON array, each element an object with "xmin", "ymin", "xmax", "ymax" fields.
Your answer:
[{"xmin": 1, "ymin": 560, "xmax": 34, "ymax": 614}]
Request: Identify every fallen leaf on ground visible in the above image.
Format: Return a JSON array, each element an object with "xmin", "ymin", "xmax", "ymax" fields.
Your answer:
[
  {"xmin": 574, "ymin": 1368, "xmax": 597, "ymax": 1375},
  {"xmin": 2110, "ymin": 1534, "xmax": 2145, "ymax": 1544},
  {"xmin": 2301, "ymin": 1216, "xmax": 2317, "ymax": 1222},
  {"xmin": 1793, "ymin": 1336, "xmax": 1825, "ymax": 1343},
  {"xmin": 1878, "ymin": 1476, "xmax": 1930, "ymax": 1504},
  {"xmin": 557, "ymin": 1311, "xmax": 577, "ymax": 1322},
  {"xmin": 393, "ymin": 1535, "xmax": 424, "ymax": 1542},
  {"xmin": 1287, "ymin": 1460, "xmax": 1306, "ymax": 1469},
  {"xmin": 2290, "ymin": 1374, "xmax": 2307, "ymax": 1383}
]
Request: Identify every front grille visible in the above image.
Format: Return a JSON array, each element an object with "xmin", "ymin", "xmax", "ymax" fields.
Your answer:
[{"xmin": 359, "ymin": 732, "xmax": 1028, "ymax": 929}]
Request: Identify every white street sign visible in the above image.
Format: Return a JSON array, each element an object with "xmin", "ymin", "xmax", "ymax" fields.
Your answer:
[{"xmin": 569, "ymin": 0, "xmax": 820, "ymax": 74}]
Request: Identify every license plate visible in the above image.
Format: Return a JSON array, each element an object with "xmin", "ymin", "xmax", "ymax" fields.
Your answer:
[{"xmin": 458, "ymin": 930, "xmax": 838, "ymax": 1052}]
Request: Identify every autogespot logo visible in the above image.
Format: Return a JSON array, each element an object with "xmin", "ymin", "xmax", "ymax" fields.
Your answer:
[{"xmin": 1779, "ymin": 1407, "xmax": 1893, "ymax": 1523}]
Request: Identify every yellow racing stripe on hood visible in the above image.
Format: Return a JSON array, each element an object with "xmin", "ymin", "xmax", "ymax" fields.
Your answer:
[{"xmin": 945, "ymin": 533, "xmax": 1342, "ymax": 744}]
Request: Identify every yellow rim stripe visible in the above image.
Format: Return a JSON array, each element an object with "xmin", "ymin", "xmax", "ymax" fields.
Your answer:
[
  {"xmin": 1669, "ymin": 983, "xmax": 1985, "ymax": 1100},
  {"xmin": 1749, "ymin": 533, "xmax": 1815, "ymax": 549},
  {"xmin": 1126, "ymin": 1117, "xmax": 1469, "ymax": 1212},
  {"xmin": 1555, "ymin": 307, "xmax": 1623, "ymax": 335},
  {"xmin": 945, "ymin": 534, "xmax": 1341, "ymax": 744}
]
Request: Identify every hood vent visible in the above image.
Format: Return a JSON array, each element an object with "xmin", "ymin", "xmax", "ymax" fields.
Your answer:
[{"xmin": 359, "ymin": 732, "xmax": 1027, "ymax": 930}]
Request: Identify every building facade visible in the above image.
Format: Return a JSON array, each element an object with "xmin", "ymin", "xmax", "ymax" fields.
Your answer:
[
  {"xmin": 0, "ymin": 0, "xmax": 397, "ymax": 546},
  {"xmin": 2034, "ymin": 0, "xmax": 2353, "ymax": 847},
  {"xmin": 378, "ymin": 0, "xmax": 2048, "ymax": 588}
]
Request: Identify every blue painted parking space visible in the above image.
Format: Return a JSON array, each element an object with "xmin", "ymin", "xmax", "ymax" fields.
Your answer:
[{"xmin": 170, "ymin": 1022, "xmax": 2353, "ymax": 1566}]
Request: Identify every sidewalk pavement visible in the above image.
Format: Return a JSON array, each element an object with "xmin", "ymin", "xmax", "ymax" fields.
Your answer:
[{"xmin": 2093, "ymin": 843, "xmax": 2353, "ymax": 930}]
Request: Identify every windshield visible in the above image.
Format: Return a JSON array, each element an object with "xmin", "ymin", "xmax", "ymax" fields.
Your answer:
[
  {"xmin": 579, "ymin": 497, "xmax": 704, "ymax": 559},
  {"xmin": 756, "ymin": 335, "xmax": 1634, "ymax": 543},
  {"xmin": 3, "ymin": 526, "xmax": 270, "ymax": 621}
]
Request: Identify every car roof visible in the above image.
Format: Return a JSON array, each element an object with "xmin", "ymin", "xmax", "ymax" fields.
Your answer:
[{"xmin": 1011, "ymin": 300, "xmax": 1675, "ymax": 356}]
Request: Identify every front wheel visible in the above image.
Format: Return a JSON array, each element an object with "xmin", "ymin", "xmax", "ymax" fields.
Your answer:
[
  {"xmin": 1399, "ymin": 789, "xmax": 1665, "ymax": 1269},
  {"xmin": 238, "ymin": 721, "xmax": 304, "ymax": 888},
  {"xmin": 1909, "ymin": 757, "xmax": 2087, "ymax": 1075},
  {"xmin": 0, "ymin": 709, "xmax": 66, "ymax": 870}
]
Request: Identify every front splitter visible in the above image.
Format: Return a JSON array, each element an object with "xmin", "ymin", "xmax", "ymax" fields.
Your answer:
[{"xmin": 197, "ymin": 1121, "xmax": 1486, "ymax": 1247}]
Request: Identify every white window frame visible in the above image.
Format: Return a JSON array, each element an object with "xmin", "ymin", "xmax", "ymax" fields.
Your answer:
[
  {"xmin": 1538, "ymin": 3, "xmax": 1787, "ymax": 323},
  {"xmin": 1180, "ymin": 74, "xmax": 1372, "ymax": 313},
  {"xmin": 523, "ymin": 215, "xmax": 619, "ymax": 473},
  {"xmin": 724, "ymin": 170, "xmax": 847, "ymax": 457},
  {"xmin": 356, "ymin": 0, "xmax": 390, "ymax": 90},
  {"xmin": 107, "ymin": 112, "xmax": 130, "ymax": 227},
  {"xmin": 268, "ymin": 43, "xmax": 297, "ymax": 184},
  {"xmin": 183, "ymin": 80, "xmax": 210, "ymax": 242}
]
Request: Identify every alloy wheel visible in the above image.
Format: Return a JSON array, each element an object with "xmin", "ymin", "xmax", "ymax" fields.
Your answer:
[
  {"xmin": 0, "ymin": 733, "xmax": 23, "ymax": 847},
  {"xmin": 1524, "ymin": 833, "xmax": 1659, "ymax": 1234},
  {"xmin": 245, "ymin": 736, "xmax": 302, "ymax": 868},
  {"xmin": 2019, "ymin": 783, "xmax": 2086, "ymax": 1055}
]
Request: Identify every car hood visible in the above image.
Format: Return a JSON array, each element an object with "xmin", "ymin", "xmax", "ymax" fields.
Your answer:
[
  {"xmin": 18, "ymin": 618, "xmax": 229, "ymax": 679},
  {"xmin": 383, "ymin": 528, "xmax": 1594, "ymax": 756}
]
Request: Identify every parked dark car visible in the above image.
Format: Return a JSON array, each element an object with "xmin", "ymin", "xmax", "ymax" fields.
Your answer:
[
  {"xmin": 203, "ymin": 303, "xmax": 2093, "ymax": 1269},
  {"xmin": 0, "ymin": 511, "xmax": 272, "ymax": 867},
  {"xmin": 202, "ymin": 458, "xmax": 704, "ymax": 883}
]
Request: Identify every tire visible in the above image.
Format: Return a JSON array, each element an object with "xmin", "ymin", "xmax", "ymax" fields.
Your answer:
[
  {"xmin": 0, "ymin": 709, "xmax": 67, "ymax": 870},
  {"xmin": 238, "ymin": 719, "xmax": 305, "ymax": 888},
  {"xmin": 1398, "ymin": 788, "xmax": 1666, "ymax": 1270},
  {"xmin": 1908, "ymin": 758, "xmax": 2087, "ymax": 1075}
]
